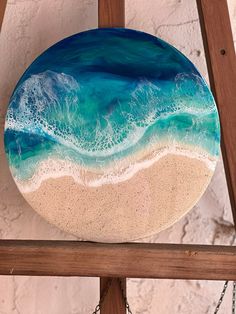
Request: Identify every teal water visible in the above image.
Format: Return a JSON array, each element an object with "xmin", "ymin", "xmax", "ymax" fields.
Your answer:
[{"xmin": 4, "ymin": 28, "xmax": 220, "ymax": 181}]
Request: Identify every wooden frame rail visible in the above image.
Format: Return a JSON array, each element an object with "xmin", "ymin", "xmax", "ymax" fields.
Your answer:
[
  {"xmin": 0, "ymin": 241, "xmax": 236, "ymax": 281},
  {"xmin": 98, "ymin": 0, "xmax": 124, "ymax": 28},
  {"xmin": 197, "ymin": 0, "xmax": 236, "ymax": 225},
  {"xmin": 98, "ymin": 1, "xmax": 126, "ymax": 312}
]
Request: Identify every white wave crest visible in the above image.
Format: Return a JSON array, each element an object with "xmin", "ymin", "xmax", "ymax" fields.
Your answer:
[{"xmin": 5, "ymin": 71, "xmax": 217, "ymax": 159}]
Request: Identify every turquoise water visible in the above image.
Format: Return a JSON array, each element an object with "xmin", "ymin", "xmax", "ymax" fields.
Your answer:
[{"xmin": 4, "ymin": 28, "xmax": 220, "ymax": 181}]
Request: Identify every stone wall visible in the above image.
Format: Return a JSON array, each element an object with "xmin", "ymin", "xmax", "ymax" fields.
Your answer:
[{"xmin": 0, "ymin": 1, "xmax": 235, "ymax": 313}]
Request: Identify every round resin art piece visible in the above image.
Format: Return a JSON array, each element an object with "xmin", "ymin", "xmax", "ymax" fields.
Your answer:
[{"xmin": 4, "ymin": 28, "xmax": 220, "ymax": 242}]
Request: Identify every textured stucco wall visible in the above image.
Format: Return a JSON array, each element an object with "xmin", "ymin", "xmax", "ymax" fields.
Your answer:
[{"xmin": 0, "ymin": 1, "xmax": 235, "ymax": 313}]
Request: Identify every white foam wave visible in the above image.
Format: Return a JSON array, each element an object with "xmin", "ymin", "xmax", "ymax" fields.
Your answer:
[
  {"xmin": 5, "ymin": 71, "xmax": 217, "ymax": 159},
  {"xmin": 15, "ymin": 144, "xmax": 217, "ymax": 193}
]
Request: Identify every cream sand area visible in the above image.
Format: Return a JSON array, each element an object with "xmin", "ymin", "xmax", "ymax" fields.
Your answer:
[{"xmin": 17, "ymin": 150, "xmax": 215, "ymax": 243}]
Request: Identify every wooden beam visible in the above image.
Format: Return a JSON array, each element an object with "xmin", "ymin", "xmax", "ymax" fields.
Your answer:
[
  {"xmin": 0, "ymin": 240, "xmax": 236, "ymax": 280},
  {"xmin": 100, "ymin": 278, "xmax": 126, "ymax": 314},
  {"xmin": 98, "ymin": 0, "xmax": 125, "ymax": 28},
  {"xmin": 0, "ymin": 0, "xmax": 7, "ymax": 32},
  {"xmin": 196, "ymin": 0, "xmax": 236, "ymax": 225},
  {"xmin": 98, "ymin": 2, "xmax": 125, "ymax": 313}
]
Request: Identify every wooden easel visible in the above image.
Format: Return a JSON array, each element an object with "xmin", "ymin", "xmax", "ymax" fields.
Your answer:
[{"xmin": 0, "ymin": 0, "xmax": 236, "ymax": 313}]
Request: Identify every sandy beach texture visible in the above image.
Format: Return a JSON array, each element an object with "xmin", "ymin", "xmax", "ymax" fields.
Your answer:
[{"xmin": 20, "ymin": 152, "xmax": 213, "ymax": 242}]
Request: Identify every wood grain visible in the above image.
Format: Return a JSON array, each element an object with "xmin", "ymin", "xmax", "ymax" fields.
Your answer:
[
  {"xmin": 0, "ymin": 0, "xmax": 7, "ymax": 32},
  {"xmin": 98, "ymin": 0, "xmax": 125, "ymax": 27},
  {"xmin": 100, "ymin": 278, "xmax": 126, "ymax": 313},
  {"xmin": 0, "ymin": 240, "xmax": 236, "ymax": 280},
  {"xmin": 196, "ymin": 0, "xmax": 236, "ymax": 225}
]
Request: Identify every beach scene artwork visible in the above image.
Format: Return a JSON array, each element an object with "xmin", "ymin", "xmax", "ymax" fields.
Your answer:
[{"xmin": 4, "ymin": 28, "xmax": 220, "ymax": 242}]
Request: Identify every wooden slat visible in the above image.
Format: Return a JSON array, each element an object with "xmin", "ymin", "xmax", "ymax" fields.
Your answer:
[
  {"xmin": 0, "ymin": 0, "xmax": 7, "ymax": 32},
  {"xmin": 196, "ymin": 0, "xmax": 236, "ymax": 225},
  {"xmin": 100, "ymin": 278, "xmax": 126, "ymax": 313},
  {"xmin": 0, "ymin": 240, "xmax": 236, "ymax": 280},
  {"xmin": 98, "ymin": 0, "xmax": 125, "ymax": 28}
]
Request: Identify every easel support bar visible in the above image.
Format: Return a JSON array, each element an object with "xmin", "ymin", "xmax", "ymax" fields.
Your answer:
[
  {"xmin": 197, "ymin": 0, "xmax": 236, "ymax": 225},
  {"xmin": 98, "ymin": 1, "xmax": 126, "ymax": 312},
  {"xmin": 0, "ymin": 240, "xmax": 236, "ymax": 281}
]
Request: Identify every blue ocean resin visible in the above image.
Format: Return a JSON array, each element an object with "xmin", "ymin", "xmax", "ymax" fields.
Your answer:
[{"xmin": 4, "ymin": 28, "xmax": 220, "ymax": 242}]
